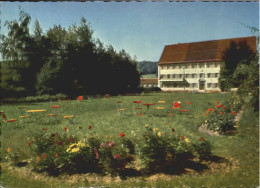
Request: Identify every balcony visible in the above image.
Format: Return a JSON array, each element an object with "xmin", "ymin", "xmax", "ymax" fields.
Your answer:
[{"xmin": 159, "ymin": 78, "xmax": 184, "ymax": 82}]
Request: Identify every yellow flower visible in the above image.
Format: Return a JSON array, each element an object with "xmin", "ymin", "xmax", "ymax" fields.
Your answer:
[
  {"xmin": 185, "ymin": 138, "xmax": 190, "ymax": 143},
  {"xmin": 157, "ymin": 132, "xmax": 162, "ymax": 137},
  {"xmin": 145, "ymin": 124, "xmax": 149, "ymax": 128},
  {"xmin": 36, "ymin": 157, "xmax": 41, "ymax": 162},
  {"xmin": 7, "ymin": 148, "xmax": 11, "ymax": 153},
  {"xmin": 66, "ymin": 142, "xmax": 87, "ymax": 153},
  {"xmin": 153, "ymin": 128, "xmax": 158, "ymax": 132}
]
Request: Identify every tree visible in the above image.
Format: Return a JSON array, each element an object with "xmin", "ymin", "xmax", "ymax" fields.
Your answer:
[
  {"xmin": 233, "ymin": 56, "xmax": 259, "ymax": 111},
  {"xmin": 0, "ymin": 9, "xmax": 33, "ymax": 96},
  {"xmin": 219, "ymin": 40, "xmax": 255, "ymax": 90}
]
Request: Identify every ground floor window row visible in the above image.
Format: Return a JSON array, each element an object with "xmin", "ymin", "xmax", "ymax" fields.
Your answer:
[
  {"xmin": 160, "ymin": 73, "xmax": 219, "ymax": 79},
  {"xmin": 161, "ymin": 82, "xmax": 218, "ymax": 88}
]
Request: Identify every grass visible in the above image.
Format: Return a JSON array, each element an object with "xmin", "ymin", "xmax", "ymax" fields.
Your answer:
[{"xmin": 0, "ymin": 92, "xmax": 259, "ymax": 187}]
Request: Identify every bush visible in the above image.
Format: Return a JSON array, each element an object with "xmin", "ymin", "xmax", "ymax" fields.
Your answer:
[
  {"xmin": 22, "ymin": 93, "xmax": 68, "ymax": 103},
  {"xmin": 136, "ymin": 125, "xmax": 212, "ymax": 173},
  {"xmin": 203, "ymin": 98, "xmax": 241, "ymax": 134}
]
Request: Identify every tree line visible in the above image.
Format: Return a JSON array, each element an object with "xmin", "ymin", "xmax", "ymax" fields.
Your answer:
[{"xmin": 0, "ymin": 9, "xmax": 140, "ymax": 98}]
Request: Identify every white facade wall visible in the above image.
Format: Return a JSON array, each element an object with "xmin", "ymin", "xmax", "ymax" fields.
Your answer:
[{"xmin": 158, "ymin": 62, "xmax": 221, "ymax": 91}]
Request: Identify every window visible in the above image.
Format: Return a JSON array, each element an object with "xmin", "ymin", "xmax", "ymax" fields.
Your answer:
[
  {"xmin": 199, "ymin": 63, "xmax": 204, "ymax": 68},
  {"xmin": 192, "ymin": 74, "xmax": 197, "ymax": 78},
  {"xmin": 186, "ymin": 74, "xmax": 189, "ymax": 78},
  {"xmin": 192, "ymin": 64, "xmax": 197, "ymax": 69},
  {"xmin": 200, "ymin": 73, "xmax": 205, "ymax": 78},
  {"xmin": 167, "ymin": 74, "xmax": 171, "ymax": 79},
  {"xmin": 207, "ymin": 83, "xmax": 212, "ymax": 88},
  {"xmin": 214, "ymin": 63, "xmax": 218, "ymax": 68},
  {"xmin": 179, "ymin": 74, "xmax": 183, "ymax": 78},
  {"xmin": 215, "ymin": 73, "xmax": 219, "ymax": 78},
  {"xmin": 207, "ymin": 73, "xmax": 211, "ymax": 78},
  {"xmin": 213, "ymin": 83, "xmax": 218, "ymax": 88},
  {"xmin": 192, "ymin": 83, "xmax": 197, "ymax": 88},
  {"xmin": 179, "ymin": 64, "xmax": 183, "ymax": 69},
  {"xmin": 172, "ymin": 74, "xmax": 176, "ymax": 78}
]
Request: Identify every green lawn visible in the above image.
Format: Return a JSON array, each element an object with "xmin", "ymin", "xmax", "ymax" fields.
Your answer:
[{"xmin": 1, "ymin": 92, "xmax": 259, "ymax": 187}]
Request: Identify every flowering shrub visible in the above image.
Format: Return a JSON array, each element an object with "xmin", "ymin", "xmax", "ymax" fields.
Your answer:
[
  {"xmin": 97, "ymin": 133, "xmax": 135, "ymax": 175},
  {"xmin": 136, "ymin": 125, "xmax": 212, "ymax": 173},
  {"xmin": 204, "ymin": 98, "xmax": 241, "ymax": 134}
]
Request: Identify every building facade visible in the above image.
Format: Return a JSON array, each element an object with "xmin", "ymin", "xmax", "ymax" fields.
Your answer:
[{"xmin": 158, "ymin": 36, "xmax": 257, "ymax": 92}]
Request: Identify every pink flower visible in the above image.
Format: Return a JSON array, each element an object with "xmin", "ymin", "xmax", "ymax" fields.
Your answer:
[
  {"xmin": 94, "ymin": 148, "xmax": 99, "ymax": 159},
  {"xmin": 108, "ymin": 142, "xmax": 115, "ymax": 147},
  {"xmin": 114, "ymin": 154, "xmax": 120, "ymax": 159}
]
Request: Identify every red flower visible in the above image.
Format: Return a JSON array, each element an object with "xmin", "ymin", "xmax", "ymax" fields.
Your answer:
[
  {"xmin": 51, "ymin": 133, "xmax": 56, "ymax": 137},
  {"xmin": 42, "ymin": 128, "xmax": 47, "ymax": 131},
  {"xmin": 219, "ymin": 111, "xmax": 223, "ymax": 115},
  {"xmin": 114, "ymin": 154, "xmax": 120, "ymax": 159},
  {"xmin": 222, "ymin": 107, "xmax": 226, "ymax": 110},
  {"xmin": 28, "ymin": 141, "xmax": 33, "ymax": 147},
  {"xmin": 171, "ymin": 128, "xmax": 175, "ymax": 132},
  {"xmin": 133, "ymin": 101, "xmax": 142, "ymax": 103},
  {"xmin": 105, "ymin": 94, "xmax": 109, "ymax": 98},
  {"xmin": 55, "ymin": 153, "xmax": 59, "ymax": 157},
  {"xmin": 78, "ymin": 96, "xmax": 83, "ymax": 101},
  {"xmin": 42, "ymin": 154, "xmax": 47, "ymax": 159},
  {"xmin": 174, "ymin": 102, "xmax": 181, "ymax": 108},
  {"xmin": 186, "ymin": 102, "xmax": 191, "ymax": 105},
  {"xmin": 231, "ymin": 111, "xmax": 238, "ymax": 115},
  {"xmin": 7, "ymin": 119, "xmax": 17, "ymax": 122},
  {"xmin": 136, "ymin": 113, "xmax": 143, "ymax": 116},
  {"xmin": 63, "ymin": 127, "xmax": 68, "ymax": 131},
  {"xmin": 216, "ymin": 104, "xmax": 223, "ymax": 108},
  {"xmin": 51, "ymin": 106, "xmax": 60, "ymax": 108},
  {"xmin": 207, "ymin": 108, "xmax": 214, "ymax": 112},
  {"xmin": 94, "ymin": 148, "xmax": 99, "ymax": 159},
  {"xmin": 200, "ymin": 137, "xmax": 205, "ymax": 141},
  {"xmin": 216, "ymin": 101, "xmax": 219, "ymax": 104},
  {"xmin": 180, "ymin": 136, "xmax": 185, "ymax": 140},
  {"xmin": 68, "ymin": 137, "xmax": 72, "ymax": 142},
  {"xmin": 180, "ymin": 109, "xmax": 188, "ymax": 112},
  {"xmin": 204, "ymin": 113, "xmax": 209, "ymax": 116},
  {"xmin": 119, "ymin": 133, "xmax": 125, "ymax": 137},
  {"xmin": 88, "ymin": 125, "xmax": 92, "ymax": 130}
]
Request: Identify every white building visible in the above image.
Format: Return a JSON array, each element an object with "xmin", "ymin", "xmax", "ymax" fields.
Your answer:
[{"xmin": 158, "ymin": 36, "xmax": 257, "ymax": 92}]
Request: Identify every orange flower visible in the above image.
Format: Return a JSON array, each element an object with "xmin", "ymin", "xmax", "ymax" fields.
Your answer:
[
  {"xmin": 7, "ymin": 148, "xmax": 11, "ymax": 153},
  {"xmin": 180, "ymin": 109, "xmax": 188, "ymax": 112},
  {"xmin": 186, "ymin": 102, "xmax": 191, "ymax": 105},
  {"xmin": 42, "ymin": 154, "xmax": 47, "ymax": 159},
  {"xmin": 207, "ymin": 108, "xmax": 214, "ymax": 112},
  {"xmin": 136, "ymin": 113, "xmax": 143, "ymax": 116},
  {"xmin": 219, "ymin": 111, "xmax": 223, "ymax": 115},
  {"xmin": 36, "ymin": 157, "xmax": 41, "ymax": 162},
  {"xmin": 63, "ymin": 127, "xmax": 68, "ymax": 131},
  {"xmin": 55, "ymin": 153, "xmax": 59, "ymax": 157}
]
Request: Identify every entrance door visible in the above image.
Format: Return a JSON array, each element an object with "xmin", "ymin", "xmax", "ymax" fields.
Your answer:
[{"xmin": 199, "ymin": 82, "xmax": 205, "ymax": 90}]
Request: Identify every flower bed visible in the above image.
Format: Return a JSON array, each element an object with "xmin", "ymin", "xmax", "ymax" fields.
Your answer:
[
  {"xmin": 202, "ymin": 95, "xmax": 242, "ymax": 135},
  {"xmin": 5, "ymin": 126, "xmax": 212, "ymax": 176}
]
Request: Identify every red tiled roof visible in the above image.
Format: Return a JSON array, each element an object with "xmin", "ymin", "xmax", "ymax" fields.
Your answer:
[
  {"xmin": 158, "ymin": 36, "xmax": 257, "ymax": 65},
  {"xmin": 140, "ymin": 78, "xmax": 158, "ymax": 85}
]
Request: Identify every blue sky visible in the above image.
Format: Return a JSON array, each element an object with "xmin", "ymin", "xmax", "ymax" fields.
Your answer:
[{"xmin": 0, "ymin": 1, "xmax": 259, "ymax": 61}]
